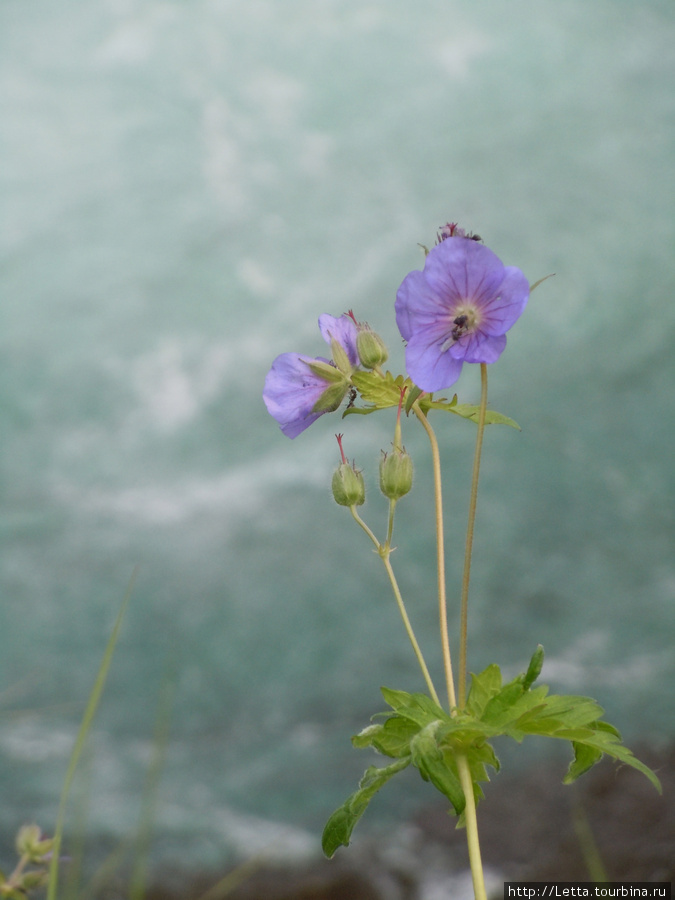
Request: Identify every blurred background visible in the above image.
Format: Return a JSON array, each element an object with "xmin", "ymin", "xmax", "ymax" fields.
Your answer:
[{"xmin": 2, "ymin": 0, "xmax": 674, "ymax": 888}]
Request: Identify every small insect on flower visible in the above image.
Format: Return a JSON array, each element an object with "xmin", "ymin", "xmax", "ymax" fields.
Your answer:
[
  {"xmin": 451, "ymin": 314, "xmax": 469, "ymax": 342},
  {"xmin": 345, "ymin": 387, "xmax": 358, "ymax": 410}
]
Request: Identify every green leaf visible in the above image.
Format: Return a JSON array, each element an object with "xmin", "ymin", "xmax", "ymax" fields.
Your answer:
[
  {"xmin": 416, "ymin": 393, "xmax": 458, "ymax": 414},
  {"xmin": 465, "ymin": 664, "xmax": 503, "ymax": 718},
  {"xmin": 380, "ymin": 686, "xmax": 416, "ymax": 711},
  {"xmin": 560, "ymin": 725, "xmax": 662, "ymax": 793},
  {"xmin": 380, "ymin": 687, "xmax": 451, "ymax": 728},
  {"xmin": 410, "ymin": 722, "xmax": 465, "ymax": 815},
  {"xmin": 481, "ymin": 683, "xmax": 548, "ymax": 730},
  {"xmin": 349, "ymin": 371, "xmax": 409, "ymax": 411},
  {"xmin": 516, "ymin": 694, "xmax": 605, "ymax": 733},
  {"xmin": 522, "ymin": 644, "xmax": 544, "ymax": 690},
  {"xmin": 451, "ymin": 404, "xmax": 521, "ymax": 429},
  {"xmin": 352, "ymin": 717, "xmax": 421, "ymax": 758},
  {"xmin": 404, "ymin": 383, "xmax": 424, "ymax": 414},
  {"xmin": 321, "ymin": 757, "xmax": 410, "ymax": 857},
  {"xmin": 565, "ymin": 740, "xmax": 603, "ymax": 782}
]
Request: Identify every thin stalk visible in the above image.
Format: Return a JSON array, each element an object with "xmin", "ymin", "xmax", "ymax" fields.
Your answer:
[
  {"xmin": 47, "ymin": 568, "xmax": 137, "ymax": 900},
  {"xmin": 458, "ymin": 363, "xmax": 488, "ymax": 708},
  {"xmin": 457, "ymin": 754, "xmax": 487, "ymax": 900},
  {"xmin": 349, "ymin": 506, "xmax": 440, "ymax": 706},
  {"xmin": 412, "ymin": 402, "xmax": 457, "ymax": 710},
  {"xmin": 413, "ymin": 395, "xmax": 487, "ymax": 900}
]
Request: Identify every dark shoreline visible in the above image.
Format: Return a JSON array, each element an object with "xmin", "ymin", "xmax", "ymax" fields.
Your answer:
[{"xmin": 131, "ymin": 743, "xmax": 675, "ymax": 899}]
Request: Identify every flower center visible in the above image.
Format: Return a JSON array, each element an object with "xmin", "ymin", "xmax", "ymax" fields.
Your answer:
[{"xmin": 441, "ymin": 304, "xmax": 480, "ymax": 352}]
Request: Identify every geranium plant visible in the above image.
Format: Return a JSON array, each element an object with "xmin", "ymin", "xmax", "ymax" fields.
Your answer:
[{"xmin": 263, "ymin": 224, "xmax": 660, "ymax": 899}]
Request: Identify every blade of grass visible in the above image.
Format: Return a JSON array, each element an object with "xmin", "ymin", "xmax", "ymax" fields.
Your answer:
[
  {"xmin": 194, "ymin": 852, "xmax": 270, "ymax": 900},
  {"xmin": 47, "ymin": 567, "xmax": 138, "ymax": 900},
  {"xmin": 128, "ymin": 660, "xmax": 177, "ymax": 900}
]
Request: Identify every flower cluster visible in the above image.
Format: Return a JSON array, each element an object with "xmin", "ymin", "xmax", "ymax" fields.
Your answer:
[{"xmin": 263, "ymin": 226, "xmax": 529, "ymax": 434}]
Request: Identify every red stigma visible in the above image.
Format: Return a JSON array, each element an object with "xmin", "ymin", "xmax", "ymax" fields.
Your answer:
[{"xmin": 335, "ymin": 433, "xmax": 347, "ymax": 464}]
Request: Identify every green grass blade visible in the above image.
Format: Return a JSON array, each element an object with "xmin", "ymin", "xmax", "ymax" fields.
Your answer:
[{"xmin": 47, "ymin": 567, "xmax": 137, "ymax": 900}]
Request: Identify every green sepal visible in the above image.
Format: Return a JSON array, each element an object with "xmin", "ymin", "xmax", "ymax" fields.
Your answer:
[
  {"xmin": 321, "ymin": 757, "xmax": 410, "ymax": 858},
  {"xmin": 305, "ymin": 359, "xmax": 346, "ymax": 384},
  {"xmin": 330, "ymin": 337, "xmax": 354, "ymax": 376},
  {"xmin": 311, "ymin": 381, "xmax": 349, "ymax": 414}
]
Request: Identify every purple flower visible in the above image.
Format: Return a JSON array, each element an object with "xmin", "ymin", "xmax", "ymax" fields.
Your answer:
[
  {"xmin": 263, "ymin": 314, "xmax": 359, "ymax": 438},
  {"xmin": 318, "ymin": 313, "xmax": 359, "ymax": 367},
  {"xmin": 395, "ymin": 237, "xmax": 529, "ymax": 392}
]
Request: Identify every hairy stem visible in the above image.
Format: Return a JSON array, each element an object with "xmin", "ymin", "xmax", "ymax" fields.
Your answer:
[
  {"xmin": 412, "ymin": 402, "xmax": 457, "ymax": 710},
  {"xmin": 458, "ymin": 363, "xmax": 488, "ymax": 707},
  {"xmin": 413, "ymin": 395, "xmax": 488, "ymax": 900},
  {"xmin": 349, "ymin": 506, "xmax": 440, "ymax": 706},
  {"xmin": 457, "ymin": 754, "xmax": 487, "ymax": 900}
]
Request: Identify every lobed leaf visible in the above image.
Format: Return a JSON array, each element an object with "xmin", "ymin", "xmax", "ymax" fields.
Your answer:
[
  {"xmin": 321, "ymin": 757, "xmax": 410, "ymax": 857},
  {"xmin": 380, "ymin": 687, "xmax": 451, "ymax": 728},
  {"xmin": 465, "ymin": 663, "xmax": 503, "ymax": 718},
  {"xmin": 349, "ymin": 371, "xmax": 409, "ymax": 412}
]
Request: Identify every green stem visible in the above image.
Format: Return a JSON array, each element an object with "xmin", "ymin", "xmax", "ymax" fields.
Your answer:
[
  {"xmin": 412, "ymin": 402, "xmax": 457, "ymax": 710},
  {"xmin": 413, "ymin": 393, "xmax": 488, "ymax": 900},
  {"xmin": 458, "ymin": 363, "xmax": 488, "ymax": 708},
  {"xmin": 349, "ymin": 506, "xmax": 441, "ymax": 707},
  {"xmin": 457, "ymin": 754, "xmax": 487, "ymax": 900},
  {"xmin": 47, "ymin": 569, "xmax": 137, "ymax": 900}
]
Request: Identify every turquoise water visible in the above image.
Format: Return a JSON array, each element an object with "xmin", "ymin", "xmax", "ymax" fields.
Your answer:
[{"xmin": 2, "ymin": 0, "xmax": 674, "ymax": 872}]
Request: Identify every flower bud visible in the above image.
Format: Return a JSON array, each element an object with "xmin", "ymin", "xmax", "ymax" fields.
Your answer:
[
  {"xmin": 15, "ymin": 824, "xmax": 53, "ymax": 863},
  {"xmin": 356, "ymin": 327, "xmax": 389, "ymax": 369},
  {"xmin": 379, "ymin": 447, "xmax": 413, "ymax": 500},
  {"xmin": 332, "ymin": 462, "xmax": 366, "ymax": 507}
]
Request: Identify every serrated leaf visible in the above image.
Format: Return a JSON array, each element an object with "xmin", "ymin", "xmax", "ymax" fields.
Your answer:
[
  {"xmin": 417, "ymin": 393, "xmax": 458, "ymax": 414},
  {"xmin": 380, "ymin": 687, "xmax": 450, "ymax": 728},
  {"xmin": 380, "ymin": 686, "xmax": 416, "ymax": 711},
  {"xmin": 516, "ymin": 695, "xmax": 605, "ymax": 733},
  {"xmin": 465, "ymin": 664, "xmax": 503, "ymax": 718},
  {"xmin": 350, "ymin": 371, "xmax": 409, "ymax": 411},
  {"xmin": 482, "ymin": 683, "xmax": 548, "ymax": 729},
  {"xmin": 321, "ymin": 757, "xmax": 410, "ymax": 857}
]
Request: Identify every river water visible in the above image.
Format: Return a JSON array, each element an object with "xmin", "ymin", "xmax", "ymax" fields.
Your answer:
[{"xmin": 2, "ymin": 0, "xmax": 674, "ymax": 876}]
